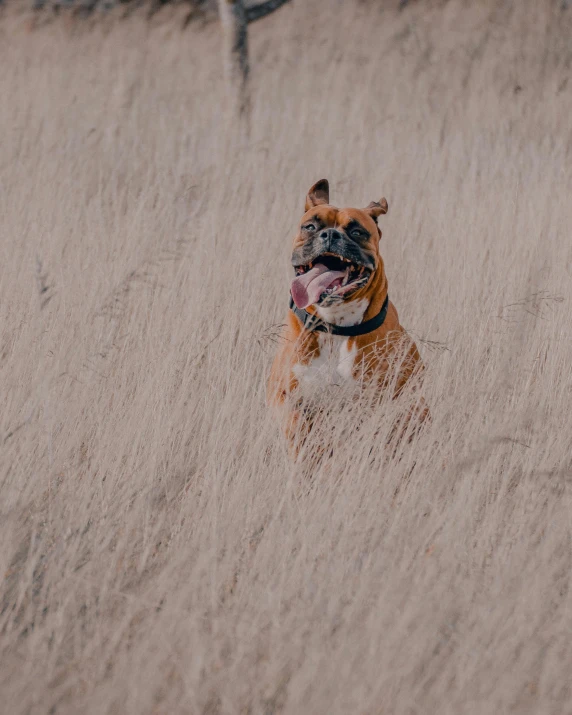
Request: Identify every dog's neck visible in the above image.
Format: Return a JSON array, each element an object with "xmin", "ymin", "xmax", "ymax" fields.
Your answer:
[
  {"xmin": 315, "ymin": 270, "xmax": 389, "ymax": 327},
  {"xmin": 316, "ymin": 299, "xmax": 369, "ymax": 327}
]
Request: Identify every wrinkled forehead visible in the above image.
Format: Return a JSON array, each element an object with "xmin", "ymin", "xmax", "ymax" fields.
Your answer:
[{"xmin": 301, "ymin": 205, "xmax": 378, "ymax": 233}]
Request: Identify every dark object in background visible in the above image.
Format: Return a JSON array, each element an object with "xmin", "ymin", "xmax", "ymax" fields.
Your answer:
[
  {"xmin": 217, "ymin": 0, "xmax": 291, "ymax": 117},
  {"xmin": 28, "ymin": 0, "xmax": 207, "ymax": 14},
  {"xmin": 25, "ymin": 0, "xmax": 292, "ymax": 120}
]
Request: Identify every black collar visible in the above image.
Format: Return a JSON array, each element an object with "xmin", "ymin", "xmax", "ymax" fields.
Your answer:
[{"xmin": 289, "ymin": 294, "xmax": 389, "ymax": 337}]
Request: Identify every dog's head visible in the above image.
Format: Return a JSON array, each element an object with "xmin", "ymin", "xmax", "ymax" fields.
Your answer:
[{"xmin": 290, "ymin": 179, "xmax": 388, "ymax": 310}]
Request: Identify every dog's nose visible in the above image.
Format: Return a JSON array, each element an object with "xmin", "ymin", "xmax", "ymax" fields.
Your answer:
[{"xmin": 320, "ymin": 229, "xmax": 341, "ymax": 240}]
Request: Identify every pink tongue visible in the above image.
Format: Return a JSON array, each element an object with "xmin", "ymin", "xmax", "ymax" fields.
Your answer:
[{"xmin": 291, "ymin": 263, "xmax": 346, "ymax": 309}]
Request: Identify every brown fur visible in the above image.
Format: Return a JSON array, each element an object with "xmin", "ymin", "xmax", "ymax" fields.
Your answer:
[{"xmin": 268, "ymin": 180, "xmax": 429, "ymax": 455}]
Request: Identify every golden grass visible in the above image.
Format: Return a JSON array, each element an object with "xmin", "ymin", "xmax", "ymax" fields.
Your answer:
[{"xmin": 1, "ymin": 1, "xmax": 572, "ymax": 712}]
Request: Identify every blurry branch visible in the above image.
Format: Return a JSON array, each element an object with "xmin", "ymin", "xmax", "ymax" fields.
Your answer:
[
  {"xmin": 256, "ymin": 323, "xmax": 287, "ymax": 353},
  {"xmin": 245, "ymin": 0, "xmax": 290, "ymax": 23},
  {"xmin": 3, "ymin": 258, "xmax": 55, "ymax": 445},
  {"xmin": 218, "ymin": 0, "xmax": 250, "ymax": 114},
  {"xmin": 28, "ymin": 0, "xmax": 290, "ymax": 120},
  {"xmin": 35, "ymin": 257, "xmax": 54, "ymax": 310},
  {"xmin": 3, "ymin": 408, "xmax": 36, "ymax": 445},
  {"xmin": 217, "ymin": 0, "xmax": 292, "ymax": 118},
  {"xmin": 29, "ymin": 0, "xmax": 210, "ymax": 21},
  {"xmin": 406, "ymin": 330, "xmax": 450, "ymax": 355},
  {"xmin": 496, "ymin": 290, "xmax": 564, "ymax": 324}
]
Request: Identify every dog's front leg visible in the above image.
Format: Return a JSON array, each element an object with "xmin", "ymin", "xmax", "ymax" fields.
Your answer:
[
  {"xmin": 277, "ymin": 396, "xmax": 315, "ymax": 459},
  {"xmin": 267, "ymin": 368, "xmax": 312, "ymax": 458}
]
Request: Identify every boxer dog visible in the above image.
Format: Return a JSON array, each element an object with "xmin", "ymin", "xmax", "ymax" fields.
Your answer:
[{"xmin": 268, "ymin": 179, "xmax": 429, "ymax": 456}]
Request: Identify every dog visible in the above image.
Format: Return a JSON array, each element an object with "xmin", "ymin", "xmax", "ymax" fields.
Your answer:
[{"xmin": 268, "ymin": 179, "xmax": 429, "ymax": 456}]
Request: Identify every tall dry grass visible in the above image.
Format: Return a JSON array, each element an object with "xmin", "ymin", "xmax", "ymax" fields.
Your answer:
[{"xmin": 1, "ymin": 1, "xmax": 572, "ymax": 712}]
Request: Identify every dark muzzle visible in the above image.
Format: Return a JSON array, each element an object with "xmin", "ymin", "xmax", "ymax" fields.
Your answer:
[{"xmin": 291, "ymin": 229, "xmax": 374, "ymax": 270}]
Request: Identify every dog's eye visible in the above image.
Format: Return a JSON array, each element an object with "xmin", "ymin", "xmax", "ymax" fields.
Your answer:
[
  {"xmin": 350, "ymin": 228, "xmax": 365, "ymax": 239},
  {"xmin": 303, "ymin": 223, "xmax": 316, "ymax": 232}
]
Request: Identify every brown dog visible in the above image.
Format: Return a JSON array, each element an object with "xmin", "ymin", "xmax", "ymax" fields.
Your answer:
[{"xmin": 268, "ymin": 179, "xmax": 429, "ymax": 455}]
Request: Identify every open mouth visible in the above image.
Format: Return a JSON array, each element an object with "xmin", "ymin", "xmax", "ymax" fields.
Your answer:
[{"xmin": 291, "ymin": 253, "xmax": 372, "ymax": 309}]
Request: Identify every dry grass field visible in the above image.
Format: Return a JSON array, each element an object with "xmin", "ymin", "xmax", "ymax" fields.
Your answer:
[{"xmin": 1, "ymin": 1, "xmax": 572, "ymax": 712}]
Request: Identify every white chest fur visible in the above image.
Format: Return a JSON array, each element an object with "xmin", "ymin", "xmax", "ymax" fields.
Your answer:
[
  {"xmin": 293, "ymin": 333, "xmax": 358, "ymax": 393},
  {"xmin": 292, "ymin": 299, "xmax": 368, "ymax": 399}
]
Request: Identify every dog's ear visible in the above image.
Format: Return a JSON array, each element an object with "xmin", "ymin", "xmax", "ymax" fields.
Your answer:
[
  {"xmin": 305, "ymin": 179, "xmax": 329, "ymax": 212},
  {"xmin": 364, "ymin": 198, "xmax": 388, "ymax": 221}
]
